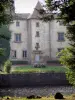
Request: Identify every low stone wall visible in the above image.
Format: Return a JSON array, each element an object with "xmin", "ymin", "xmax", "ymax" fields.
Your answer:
[{"xmin": 0, "ymin": 73, "xmax": 70, "ymax": 88}]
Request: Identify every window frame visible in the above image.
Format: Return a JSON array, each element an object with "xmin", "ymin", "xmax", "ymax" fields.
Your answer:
[
  {"xmin": 11, "ymin": 50, "xmax": 17, "ymax": 58},
  {"xmin": 58, "ymin": 32, "xmax": 65, "ymax": 41},
  {"xmin": 36, "ymin": 31, "xmax": 40, "ymax": 37},
  {"xmin": 36, "ymin": 43, "xmax": 40, "ymax": 47},
  {"xmin": 57, "ymin": 48, "xmax": 64, "ymax": 57},
  {"xmin": 36, "ymin": 22, "xmax": 39, "ymax": 27},
  {"xmin": 59, "ymin": 21, "xmax": 63, "ymax": 26},
  {"xmin": 16, "ymin": 21, "xmax": 20, "ymax": 27},
  {"xmin": 15, "ymin": 33, "xmax": 21, "ymax": 42},
  {"xmin": 58, "ymin": 48, "xmax": 64, "ymax": 52},
  {"xmin": 35, "ymin": 43, "xmax": 40, "ymax": 50},
  {"xmin": 22, "ymin": 50, "xmax": 27, "ymax": 58}
]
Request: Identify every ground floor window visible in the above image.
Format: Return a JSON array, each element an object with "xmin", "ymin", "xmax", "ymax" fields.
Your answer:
[
  {"xmin": 57, "ymin": 48, "xmax": 64, "ymax": 57},
  {"xmin": 11, "ymin": 50, "xmax": 17, "ymax": 58},
  {"xmin": 23, "ymin": 50, "xmax": 27, "ymax": 58},
  {"xmin": 58, "ymin": 48, "xmax": 64, "ymax": 52}
]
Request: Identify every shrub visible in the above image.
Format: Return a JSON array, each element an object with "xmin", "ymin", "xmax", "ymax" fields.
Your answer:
[
  {"xmin": 57, "ymin": 47, "xmax": 75, "ymax": 86},
  {"xmin": 54, "ymin": 92, "xmax": 64, "ymax": 99},
  {"xmin": 4, "ymin": 60, "xmax": 12, "ymax": 73},
  {"xmin": 33, "ymin": 63, "xmax": 46, "ymax": 68}
]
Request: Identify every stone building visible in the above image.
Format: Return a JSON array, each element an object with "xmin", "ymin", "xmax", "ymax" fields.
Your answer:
[{"xmin": 9, "ymin": 1, "xmax": 69, "ymax": 64}]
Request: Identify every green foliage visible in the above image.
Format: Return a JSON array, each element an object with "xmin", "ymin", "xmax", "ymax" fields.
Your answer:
[
  {"xmin": 57, "ymin": 47, "xmax": 72, "ymax": 68},
  {"xmin": 44, "ymin": 0, "xmax": 75, "ymax": 23},
  {"xmin": 0, "ymin": 25, "xmax": 11, "ymax": 65},
  {"xmin": 42, "ymin": 0, "xmax": 75, "ymax": 86},
  {"xmin": 11, "ymin": 66, "xmax": 67, "ymax": 73},
  {"xmin": 0, "ymin": 25, "xmax": 11, "ymax": 40},
  {"xmin": 0, "ymin": 48, "xmax": 5, "ymax": 56},
  {"xmin": 57, "ymin": 47, "xmax": 75, "ymax": 85},
  {"xmin": 66, "ymin": 25, "xmax": 75, "ymax": 44},
  {"xmin": 0, "ymin": 1, "xmax": 14, "ymax": 66},
  {"xmin": 0, "ymin": 0, "xmax": 14, "ymax": 26},
  {"xmin": 66, "ymin": 69, "xmax": 75, "ymax": 86},
  {"xmin": 4, "ymin": 60, "xmax": 12, "ymax": 73}
]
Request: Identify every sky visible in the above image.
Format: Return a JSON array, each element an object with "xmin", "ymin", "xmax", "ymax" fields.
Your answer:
[{"xmin": 15, "ymin": 0, "xmax": 45, "ymax": 13}]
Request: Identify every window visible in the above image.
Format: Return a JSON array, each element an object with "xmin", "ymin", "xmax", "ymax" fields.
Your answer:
[
  {"xmin": 11, "ymin": 50, "xmax": 16, "ymax": 58},
  {"xmin": 16, "ymin": 21, "xmax": 20, "ymax": 27},
  {"xmin": 36, "ymin": 43, "xmax": 40, "ymax": 47},
  {"xmin": 23, "ymin": 50, "xmax": 27, "ymax": 58},
  {"xmin": 57, "ymin": 48, "xmax": 64, "ymax": 57},
  {"xmin": 36, "ymin": 22, "xmax": 39, "ymax": 27},
  {"xmin": 58, "ymin": 32, "xmax": 64, "ymax": 41},
  {"xmin": 35, "ymin": 43, "xmax": 40, "ymax": 50},
  {"xmin": 59, "ymin": 21, "xmax": 63, "ymax": 25},
  {"xmin": 36, "ymin": 31, "xmax": 40, "ymax": 37},
  {"xmin": 58, "ymin": 48, "xmax": 64, "ymax": 52},
  {"xmin": 15, "ymin": 33, "xmax": 21, "ymax": 42}
]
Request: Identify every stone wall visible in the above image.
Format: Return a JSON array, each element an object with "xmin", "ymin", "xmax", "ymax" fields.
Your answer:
[{"xmin": 0, "ymin": 73, "xmax": 70, "ymax": 88}]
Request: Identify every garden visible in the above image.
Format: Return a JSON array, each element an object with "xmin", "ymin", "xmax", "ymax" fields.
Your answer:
[
  {"xmin": 11, "ymin": 65, "xmax": 67, "ymax": 73},
  {"xmin": 0, "ymin": 60, "xmax": 67, "ymax": 74},
  {"xmin": 0, "ymin": 0, "xmax": 75, "ymax": 99}
]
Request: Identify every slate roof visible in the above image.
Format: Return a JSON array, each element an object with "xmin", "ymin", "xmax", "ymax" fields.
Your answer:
[
  {"xmin": 13, "ymin": 1, "xmax": 43, "ymax": 20},
  {"xmin": 29, "ymin": 1, "xmax": 43, "ymax": 19},
  {"xmin": 13, "ymin": 13, "xmax": 30, "ymax": 20}
]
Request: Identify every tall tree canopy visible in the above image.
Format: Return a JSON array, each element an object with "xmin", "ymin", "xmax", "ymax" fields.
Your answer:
[
  {"xmin": 40, "ymin": 0, "xmax": 75, "ymax": 23},
  {"xmin": 0, "ymin": 0, "xmax": 14, "ymax": 68},
  {"xmin": 0, "ymin": 0, "xmax": 14, "ymax": 26},
  {"xmin": 40, "ymin": 0, "xmax": 75, "ymax": 85},
  {"xmin": 0, "ymin": 25, "xmax": 11, "ymax": 65},
  {"xmin": 0, "ymin": 0, "xmax": 14, "ymax": 39}
]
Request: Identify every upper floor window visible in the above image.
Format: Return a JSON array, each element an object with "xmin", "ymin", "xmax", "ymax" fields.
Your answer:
[
  {"xmin": 15, "ymin": 33, "xmax": 21, "ymax": 42},
  {"xmin": 23, "ymin": 50, "xmax": 27, "ymax": 58},
  {"xmin": 11, "ymin": 50, "xmax": 17, "ymax": 58},
  {"xmin": 58, "ymin": 32, "xmax": 65, "ymax": 41},
  {"xmin": 16, "ymin": 21, "xmax": 20, "ymax": 27},
  {"xmin": 36, "ymin": 43, "xmax": 40, "ymax": 47},
  {"xmin": 35, "ymin": 43, "xmax": 40, "ymax": 50},
  {"xmin": 36, "ymin": 22, "xmax": 39, "ymax": 27},
  {"xmin": 36, "ymin": 31, "xmax": 40, "ymax": 37},
  {"xmin": 59, "ymin": 21, "xmax": 63, "ymax": 25}
]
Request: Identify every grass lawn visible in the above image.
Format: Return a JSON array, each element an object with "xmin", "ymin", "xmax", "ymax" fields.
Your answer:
[
  {"xmin": 1, "ymin": 95, "xmax": 75, "ymax": 100},
  {"xmin": 11, "ymin": 65, "xmax": 67, "ymax": 73}
]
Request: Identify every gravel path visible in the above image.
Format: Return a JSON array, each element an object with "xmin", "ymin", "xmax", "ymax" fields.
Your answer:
[{"xmin": 0, "ymin": 86, "xmax": 75, "ymax": 97}]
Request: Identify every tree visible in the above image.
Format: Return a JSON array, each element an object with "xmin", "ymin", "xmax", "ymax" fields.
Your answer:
[
  {"xmin": 0, "ymin": 0, "xmax": 14, "ymax": 26},
  {"xmin": 0, "ymin": 25, "xmax": 11, "ymax": 67},
  {"xmin": 0, "ymin": 0, "xmax": 13, "ymax": 77},
  {"xmin": 0, "ymin": 0, "xmax": 14, "ymax": 54},
  {"xmin": 40, "ymin": 0, "xmax": 75, "ymax": 85}
]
